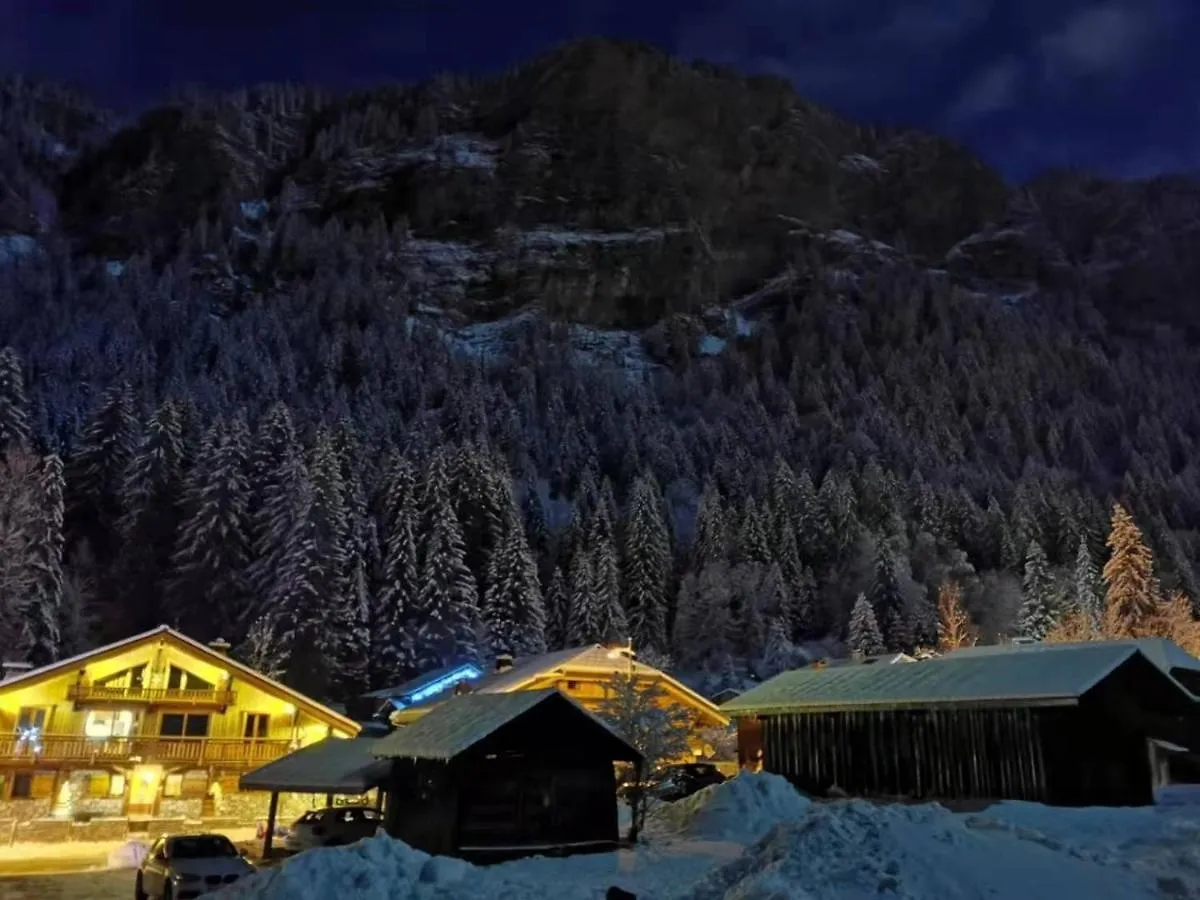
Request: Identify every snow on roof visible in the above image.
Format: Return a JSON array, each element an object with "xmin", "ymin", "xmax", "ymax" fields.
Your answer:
[
  {"xmin": 722, "ymin": 642, "xmax": 1170, "ymax": 714},
  {"xmin": 240, "ymin": 737, "xmax": 390, "ymax": 795},
  {"xmin": 371, "ymin": 688, "xmax": 640, "ymax": 762}
]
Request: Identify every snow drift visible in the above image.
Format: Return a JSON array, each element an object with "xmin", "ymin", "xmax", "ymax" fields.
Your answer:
[
  {"xmin": 680, "ymin": 800, "xmax": 1167, "ymax": 900},
  {"xmin": 648, "ymin": 772, "xmax": 812, "ymax": 842}
]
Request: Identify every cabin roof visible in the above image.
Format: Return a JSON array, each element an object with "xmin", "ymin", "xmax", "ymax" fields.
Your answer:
[
  {"xmin": 0, "ymin": 625, "xmax": 360, "ymax": 734},
  {"xmin": 239, "ymin": 737, "xmax": 390, "ymax": 794},
  {"xmin": 721, "ymin": 642, "xmax": 1193, "ymax": 715},
  {"xmin": 372, "ymin": 688, "xmax": 641, "ymax": 762},
  {"xmin": 372, "ymin": 645, "xmax": 727, "ymax": 725}
]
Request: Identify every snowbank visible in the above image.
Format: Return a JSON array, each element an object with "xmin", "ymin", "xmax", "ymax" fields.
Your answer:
[
  {"xmin": 106, "ymin": 839, "xmax": 149, "ymax": 869},
  {"xmin": 647, "ymin": 772, "xmax": 812, "ymax": 842},
  {"xmin": 681, "ymin": 800, "xmax": 1163, "ymax": 900}
]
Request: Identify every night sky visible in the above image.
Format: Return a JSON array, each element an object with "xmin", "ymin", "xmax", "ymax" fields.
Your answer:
[{"xmin": 1, "ymin": 0, "xmax": 1192, "ymax": 181}]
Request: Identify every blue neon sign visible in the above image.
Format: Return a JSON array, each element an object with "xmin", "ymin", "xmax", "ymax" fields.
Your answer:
[{"xmin": 397, "ymin": 664, "xmax": 483, "ymax": 707}]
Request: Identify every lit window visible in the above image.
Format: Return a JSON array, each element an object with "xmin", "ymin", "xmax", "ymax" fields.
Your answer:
[
  {"xmin": 110, "ymin": 774, "xmax": 126, "ymax": 797},
  {"xmin": 84, "ymin": 710, "xmax": 136, "ymax": 739}
]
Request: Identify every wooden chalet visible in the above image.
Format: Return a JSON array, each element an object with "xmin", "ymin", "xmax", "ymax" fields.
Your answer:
[
  {"xmin": 372, "ymin": 688, "xmax": 641, "ymax": 860},
  {"xmin": 724, "ymin": 640, "xmax": 1200, "ymax": 807}
]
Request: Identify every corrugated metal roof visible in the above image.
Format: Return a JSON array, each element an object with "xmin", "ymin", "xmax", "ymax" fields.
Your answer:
[
  {"xmin": 372, "ymin": 688, "xmax": 640, "ymax": 762},
  {"xmin": 239, "ymin": 737, "xmax": 390, "ymax": 794},
  {"xmin": 722, "ymin": 642, "xmax": 1146, "ymax": 715},
  {"xmin": 942, "ymin": 638, "xmax": 1200, "ymax": 700}
]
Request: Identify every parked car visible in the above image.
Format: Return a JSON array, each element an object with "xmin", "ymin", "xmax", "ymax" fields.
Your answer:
[
  {"xmin": 618, "ymin": 762, "xmax": 728, "ymax": 803},
  {"xmin": 135, "ymin": 833, "xmax": 255, "ymax": 900},
  {"xmin": 283, "ymin": 804, "xmax": 383, "ymax": 852}
]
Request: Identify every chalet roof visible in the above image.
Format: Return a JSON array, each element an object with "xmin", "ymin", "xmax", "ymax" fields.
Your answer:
[
  {"xmin": 372, "ymin": 688, "xmax": 641, "ymax": 762},
  {"xmin": 0, "ymin": 625, "xmax": 359, "ymax": 734},
  {"xmin": 721, "ymin": 642, "xmax": 1193, "ymax": 715},
  {"xmin": 376, "ymin": 645, "xmax": 727, "ymax": 726},
  {"xmin": 362, "ymin": 662, "xmax": 483, "ymax": 701},
  {"xmin": 239, "ymin": 737, "xmax": 389, "ymax": 794}
]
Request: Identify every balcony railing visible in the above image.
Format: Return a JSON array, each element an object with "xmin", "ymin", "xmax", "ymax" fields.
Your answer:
[
  {"xmin": 66, "ymin": 684, "xmax": 237, "ymax": 707},
  {"xmin": 0, "ymin": 735, "xmax": 292, "ymax": 766}
]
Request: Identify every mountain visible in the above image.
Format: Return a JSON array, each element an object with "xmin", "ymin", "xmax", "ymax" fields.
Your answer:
[{"xmin": 0, "ymin": 39, "xmax": 1198, "ymax": 700}]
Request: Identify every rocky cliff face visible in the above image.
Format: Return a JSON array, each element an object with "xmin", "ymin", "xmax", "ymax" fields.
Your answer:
[{"xmin": 2, "ymin": 39, "xmax": 1198, "ymax": 346}]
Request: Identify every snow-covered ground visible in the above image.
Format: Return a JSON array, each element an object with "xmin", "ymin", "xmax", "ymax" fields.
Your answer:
[{"xmin": 204, "ymin": 774, "xmax": 1200, "ymax": 899}]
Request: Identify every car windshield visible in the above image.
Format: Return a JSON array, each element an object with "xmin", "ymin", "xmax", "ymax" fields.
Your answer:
[{"xmin": 170, "ymin": 836, "xmax": 239, "ymax": 859}]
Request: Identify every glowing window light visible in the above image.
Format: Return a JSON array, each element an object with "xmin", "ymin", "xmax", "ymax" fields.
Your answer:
[
  {"xmin": 14, "ymin": 725, "xmax": 43, "ymax": 755},
  {"xmin": 397, "ymin": 665, "xmax": 482, "ymax": 708}
]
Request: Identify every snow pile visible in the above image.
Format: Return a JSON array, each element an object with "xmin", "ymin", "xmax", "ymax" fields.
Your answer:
[
  {"xmin": 681, "ymin": 800, "xmax": 1161, "ymax": 900},
  {"xmin": 212, "ymin": 833, "xmax": 469, "ymax": 899},
  {"xmin": 648, "ymin": 772, "xmax": 812, "ymax": 842},
  {"xmin": 106, "ymin": 839, "xmax": 149, "ymax": 869}
]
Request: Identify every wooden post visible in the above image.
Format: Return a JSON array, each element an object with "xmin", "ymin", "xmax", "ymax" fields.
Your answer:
[
  {"xmin": 263, "ymin": 791, "xmax": 279, "ymax": 857},
  {"xmin": 325, "ymin": 793, "xmax": 334, "ymax": 808}
]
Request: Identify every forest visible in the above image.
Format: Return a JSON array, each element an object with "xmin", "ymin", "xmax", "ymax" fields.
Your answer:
[{"xmin": 2, "ymin": 44, "xmax": 1200, "ymax": 703}]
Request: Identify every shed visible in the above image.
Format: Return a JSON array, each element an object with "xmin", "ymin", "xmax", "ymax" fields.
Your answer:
[
  {"xmin": 239, "ymin": 736, "xmax": 391, "ymax": 854},
  {"xmin": 373, "ymin": 688, "xmax": 641, "ymax": 860},
  {"xmin": 723, "ymin": 641, "xmax": 1200, "ymax": 807}
]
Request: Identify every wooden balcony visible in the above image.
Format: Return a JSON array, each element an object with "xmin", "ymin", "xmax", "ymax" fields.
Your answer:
[
  {"xmin": 66, "ymin": 684, "xmax": 237, "ymax": 708},
  {"xmin": 0, "ymin": 734, "xmax": 291, "ymax": 767}
]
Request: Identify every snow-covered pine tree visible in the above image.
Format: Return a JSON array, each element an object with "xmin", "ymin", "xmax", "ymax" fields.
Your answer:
[
  {"xmin": 250, "ymin": 449, "xmax": 326, "ymax": 695},
  {"xmin": 766, "ymin": 457, "xmax": 801, "ymax": 556},
  {"xmin": 848, "ymin": 593, "xmax": 885, "ymax": 657},
  {"xmin": 450, "ymin": 446, "xmax": 506, "ymax": 585},
  {"xmin": 691, "ymin": 478, "xmax": 729, "ymax": 568},
  {"xmin": 0, "ymin": 348, "xmax": 31, "ymax": 453},
  {"xmin": 760, "ymin": 617, "xmax": 796, "ymax": 679},
  {"xmin": 168, "ymin": 417, "xmax": 252, "ymax": 640},
  {"xmin": 1019, "ymin": 540, "xmax": 1055, "ymax": 640},
  {"xmin": 235, "ymin": 615, "xmax": 288, "ymax": 681},
  {"xmin": 565, "ymin": 548, "xmax": 600, "ymax": 645},
  {"xmin": 66, "ymin": 381, "xmax": 139, "ymax": 536},
  {"xmin": 735, "ymin": 500, "xmax": 773, "ymax": 566},
  {"xmin": 247, "ymin": 403, "xmax": 299, "ymax": 543},
  {"xmin": 868, "ymin": 540, "xmax": 909, "ymax": 652},
  {"xmin": 372, "ymin": 457, "xmax": 421, "ymax": 686},
  {"xmin": 22, "ymin": 454, "xmax": 64, "ymax": 666},
  {"xmin": 543, "ymin": 565, "xmax": 569, "ymax": 649},
  {"xmin": 820, "ymin": 469, "xmax": 860, "ymax": 561},
  {"xmin": 482, "ymin": 501, "xmax": 546, "ymax": 657},
  {"xmin": 413, "ymin": 450, "xmax": 480, "ymax": 669},
  {"xmin": 621, "ymin": 472, "xmax": 671, "ymax": 653},
  {"xmin": 114, "ymin": 399, "xmax": 186, "ymax": 631},
  {"xmin": 795, "ymin": 469, "xmax": 832, "ymax": 569},
  {"xmin": 588, "ymin": 506, "xmax": 628, "ymax": 645},
  {"xmin": 1072, "ymin": 536, "xmax": 1102, "ymax": 626}
]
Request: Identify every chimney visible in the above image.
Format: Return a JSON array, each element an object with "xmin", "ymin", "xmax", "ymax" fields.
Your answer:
[
  {"xmin": 494, "ymin": 653, "xmax": 514, "ymax": 674},
  {"xmin": 1, "ymin": 660, "xmax": 33, "ymax": 682},
  {"xmin": 208, "ymin": 638, "xmax": 231, "ymax": 656}
]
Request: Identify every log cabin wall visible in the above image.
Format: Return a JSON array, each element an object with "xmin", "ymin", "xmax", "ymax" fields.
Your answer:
[{"xmin": 761, "ymin": 705, "xmax": 1052, "ymax": 803}]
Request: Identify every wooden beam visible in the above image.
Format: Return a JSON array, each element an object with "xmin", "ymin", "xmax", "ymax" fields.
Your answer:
[{"xmin": 263, "ymin": 791, "xmax": 279, "ymax": 857}]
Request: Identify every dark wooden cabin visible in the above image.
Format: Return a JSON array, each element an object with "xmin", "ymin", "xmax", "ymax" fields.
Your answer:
[
  {"xmin": 372, "ymin": 688, "xmax": 641, "ymax": 860},
  {"xmin": 723, "ymin": 641, "xmax": 1200, "ymax": 807}
]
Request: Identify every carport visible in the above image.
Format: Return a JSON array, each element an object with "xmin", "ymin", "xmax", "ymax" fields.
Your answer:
[{"xmin": 239, "ymin": 736, "xmax": 391, "ymax": 856}]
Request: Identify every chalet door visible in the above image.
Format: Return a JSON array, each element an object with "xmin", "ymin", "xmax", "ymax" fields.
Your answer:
[{"xmin": 126, "ymin": 765, "xmax": 163, "ymax": 817}]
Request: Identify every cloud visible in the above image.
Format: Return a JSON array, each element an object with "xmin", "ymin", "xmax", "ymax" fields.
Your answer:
[
  {"xmin": 1038, "ymin": 0, "xmax": 1181, "ymax": 80},
  {"xmin": 674, "ymin": 0, "xmax": 995, "ymax": 105},
  {"xmin": 945, "ymin": 58, "xmax": 1026, "ymax": 124}
]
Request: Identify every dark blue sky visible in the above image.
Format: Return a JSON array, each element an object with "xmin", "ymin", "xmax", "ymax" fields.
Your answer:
[{"xmin": 0, "ymin": 0, "xmax": 1192, "ymax": 181}]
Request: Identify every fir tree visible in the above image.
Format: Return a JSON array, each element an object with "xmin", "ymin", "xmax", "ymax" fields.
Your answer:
[
  {"xmin": 114, "ymin": 400, "xmax": 186, "ymax": 631},
  {"xmin": 868, "ymin": 540, "xmax": 909, "ymax": 652},
  {"xmin": 848, "ymin": 593, "xmax": 885, "ymax": 657},
  {"xmin": 482, "ymin": 505, "xmax": 547, "ymax": 656},
  {"xmin": 414, "ymin": 451, "xmax": 480, "ymax": 669},
  {"xmin": 589, "ymin": 518, "xmax": 628, "ymax": 645},
  {"xmin": 543, "ymin": 564, "xmax": 569, "ymax": 649},
  {"xmin": 373, "ymin": 460, "xmax": 421, "ymax": 685},
  {"xmin": 1019, "ymin": 540, "xmax": 1055, "ymax": 639},
  {"xmin": 0, "ymin": 348, "xmax": 30, "ymax": 453},
  {"xmin": 691, "ymin": 478, "xmax": 728, "ymax": 568},
  {"xmin": 565, "ymin": 549, "xmax": 599, "ymax": 645},
  {"xmin": 1072, "ymin": 536, "xmax": 1102, "ymax": 626},
  {"xmin": 621, "ymin": 472, "xmax": 671, "ymax": 653},
  {"xmin": 735, "ymin": 500, "xmax": 773, "ymax": 566},
  {"xmin": 22, "ymin": 454, "xmax": 64, "ymax": 666},
  {"xmin": 1102, "ymin": 503, "xmax": 1158, "ymax": 635},
  {"xmin": 168, "ymin": 417, "xmax": 252, "ymax": 639}
]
